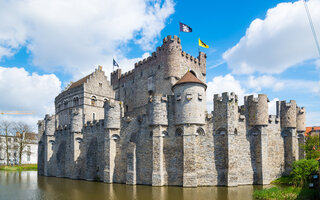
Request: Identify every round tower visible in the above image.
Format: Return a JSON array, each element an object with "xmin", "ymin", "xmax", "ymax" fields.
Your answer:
[
  {"xmin": 296, "ymin": 106, "xmax": 306, "ymax": 132},
  {"xmin": 245, "ymin": 94, "xmax": 269, "ymax": 126},
  {"xmin": 149, "ymin": 94, "xmax": 168, "ymax": 126},
  {"xmin": 70, "ymin": 108, "xmax": 83, "ymax": 133},
  {"xmin": 161, "ymin": 35, "xmax": 182, "ymax": 79},
  {"xmin": 104, "ymin": 99, "xmax": 121, "ymax": 129},
  {"xmin": 280, "ymin": 100, "xmax": 297, "ymax": 128},
  {"xmin": 172, "ymin": 71, "xmax": 207, "ymax": 125}
]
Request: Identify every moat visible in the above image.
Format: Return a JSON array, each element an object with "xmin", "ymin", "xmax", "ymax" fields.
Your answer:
[{"xmin": 0, "ymin": 171, "xmax": 270, "ymax": 200}]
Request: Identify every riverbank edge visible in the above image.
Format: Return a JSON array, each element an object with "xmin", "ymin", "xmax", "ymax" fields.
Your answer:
[{"xmin": 0, "ymin": 164, "xmax": 37, "ymax": 171}]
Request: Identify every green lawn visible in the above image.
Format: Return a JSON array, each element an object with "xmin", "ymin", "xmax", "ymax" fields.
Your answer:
[
  {"xmin": 253, "ymin": 186, "xmax": 319, "ymax": 200},
  {"xmin": 0, "ymin": 164, "xmax": 37, "ymax": 171}
]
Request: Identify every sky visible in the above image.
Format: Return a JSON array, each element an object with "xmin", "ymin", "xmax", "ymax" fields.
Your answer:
[{"xmin": 0, "ymin": 0, "xmax": 320, "ymax": 131}]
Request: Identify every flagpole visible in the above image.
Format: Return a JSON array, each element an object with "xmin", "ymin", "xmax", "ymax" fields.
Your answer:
[{"xmin": 178, "ymin": 22, "xmax": 180, "ymax": 39}]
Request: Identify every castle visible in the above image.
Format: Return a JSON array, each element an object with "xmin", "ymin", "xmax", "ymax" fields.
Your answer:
[{"xmin": 37, "ymin": 35, "xmax": 306, "ymax": 187}]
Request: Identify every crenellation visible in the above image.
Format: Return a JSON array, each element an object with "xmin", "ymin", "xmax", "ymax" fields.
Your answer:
[{"xmin": 39, "ymin": 35, "xmax": 305, "ymax": 187}]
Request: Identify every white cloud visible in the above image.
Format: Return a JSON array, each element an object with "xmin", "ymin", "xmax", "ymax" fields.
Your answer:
[
  {"xmin": 223, "ymin": 0, "xmax": 320, "ymax": 74},
  {"xmin": 0, "ymin": 67, "xmax": 61, "ymax": 130},
  {"xmin": 247, "ymin": 75, "xmax": 320, "ymax": 95},
  {"xmin": 206, "ymin": 74, "xmax": 245, "ymax": 111},
  {"xmin": 247, "ymin": 75, "xmax": 284, "ymax": 91},
  {"xmin": 0, "ymin": 0, "xmax": 174, "ymax": 77}
]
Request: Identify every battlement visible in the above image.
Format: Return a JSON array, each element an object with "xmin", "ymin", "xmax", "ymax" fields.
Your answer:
[
  {"xmin": 214, "ymin": 92, "xmax": 238, "ymax": 103},
  {"xmin": 111, "ymin": 35, "xmax": 207, "ymax": 84},
  {"xmin": 83, "ymin": 119, "xmax": 105, "ymax": 132},
  {"xmin": 268, "ymin": 115, "xmax": 280, "ymax": 124}
]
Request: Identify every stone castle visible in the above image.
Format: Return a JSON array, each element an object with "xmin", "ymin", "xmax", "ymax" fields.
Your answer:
[{"xmin": 37, "ymin": 35, "xmax": 306, "ymax": 187}]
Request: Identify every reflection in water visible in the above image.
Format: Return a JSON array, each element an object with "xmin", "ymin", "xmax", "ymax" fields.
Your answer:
[{"xmin": 0, "ymin": 171, "xmax": 266, "ymax": 200}]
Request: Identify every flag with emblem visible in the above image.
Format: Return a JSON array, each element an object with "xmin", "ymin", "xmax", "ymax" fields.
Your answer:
[
  {"xmin": 179, "ymin": 22, "xmax": 192, "ymax": 32},
  {"xmin": 198, "ymin": 38, "xmax": 209, "ymax": 48},
  {"xmin": 113, "ymin": 58, "xmax": 119, "ymax": 68}
]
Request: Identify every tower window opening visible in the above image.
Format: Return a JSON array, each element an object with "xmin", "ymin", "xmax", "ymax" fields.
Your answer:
[
  {"xmin": 91, "ymin": 96, "xmax": 97, "ymax": 106},
  {"xmin": 99, "ymin": 83, "xmax": 102, "ymax": 87},
  {"xmin": 93, "ymin": 113, "xmax": 96, "ymax": 121}
]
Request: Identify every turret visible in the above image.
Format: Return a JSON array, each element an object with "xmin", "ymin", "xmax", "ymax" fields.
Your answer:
[
  {"xmin": 172, "ymin": 71, "xmax": 206, "ymax": 125},
  {"xmin": 104, "ymin": 99, "xmax": 122, "ymax": 129},
  {"xmin": 198, "ymin": 52, "xmax": 207, "ymax": 76},
  {"xmin": 148, "ymin": 94, "xmax": 168, "ymax": 126},
  {"xmin": 280, "ymin": 100, "xmax": 297, "ymax": 128},
  {"xmin": 161, "ymin": 35, "xmax": 182, "ymax": 79},
  {"xmin": 296, "ymin": 106, "xmax": 306, "ymax": 132},
  {"xmin": 245, "ymin": 94, "xmax": 268, "ymax": 126},
  {"xmin": 110, "ymin": 68, "xmax": 122, "ymax": 87},
  {"xmin": 70, "ymin": 108, "xmax": 83, "ymax": 133},
  {"xmin": 44, "ymin": 114, "xmax": 55, "ymax": 136}
]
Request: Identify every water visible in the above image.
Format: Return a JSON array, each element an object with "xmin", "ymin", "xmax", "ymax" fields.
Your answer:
[{"xmin": 0, "ymin": 171, "xmax": 266, "ymax": 200}]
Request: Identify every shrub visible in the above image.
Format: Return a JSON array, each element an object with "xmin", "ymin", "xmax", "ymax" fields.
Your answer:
[{"xmin": 290, "ymin": 159, "xmax": 319, "ymax": 187}]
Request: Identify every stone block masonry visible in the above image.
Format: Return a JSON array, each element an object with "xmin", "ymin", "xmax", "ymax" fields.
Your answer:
[{"xmin": 38, "ymin": 35, "xmax": 306, "ymax": 187}]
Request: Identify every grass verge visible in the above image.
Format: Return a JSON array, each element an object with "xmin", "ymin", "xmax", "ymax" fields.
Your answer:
[
  {"xmin": 253, "ymin": 186, "xmax": 319, "ymax": 200},
  {"xmin": 0, "ymin": 164, "xmax": 37, "ymax": 171}
]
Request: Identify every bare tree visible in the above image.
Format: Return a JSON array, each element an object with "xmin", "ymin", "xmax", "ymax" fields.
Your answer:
[
  {"xmin": 13, "ymin": 122, "xmax": 33, "ymax": 165},
  {"xmin": 0, "ymin": 121, "xmax": 13, "ymax": 166}
]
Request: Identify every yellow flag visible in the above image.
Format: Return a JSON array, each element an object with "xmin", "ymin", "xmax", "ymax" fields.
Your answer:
[{"xmin": 199, "ymin": 38, "xmax": 209, "ymax": 48}]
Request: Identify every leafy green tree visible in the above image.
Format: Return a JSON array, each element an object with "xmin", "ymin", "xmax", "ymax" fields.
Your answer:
[
  {"xmin": 303, "ymin": 135, "xmax": 320, "ymax": 160},
  {"xmin": 290, "ymin": 159, "xmax": 319, "ymax": 187}
]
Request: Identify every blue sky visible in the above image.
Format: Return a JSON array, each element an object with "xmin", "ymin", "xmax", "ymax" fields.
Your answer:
[{"xmin": 0, "ymin": 0, "xmax": 319, "ymax": 130}]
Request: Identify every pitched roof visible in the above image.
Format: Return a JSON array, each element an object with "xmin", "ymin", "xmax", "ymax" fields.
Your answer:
[
  {"xmin": 172, "ymin": 71, "xmax": 207, "ymax": 89},
  {"xmin": 68, "ymin": 74, "xmax": 91, "ymax": 90},
  {"xmin": 305, "ymin": 126, "xmax": 320, "ymax": 136}
]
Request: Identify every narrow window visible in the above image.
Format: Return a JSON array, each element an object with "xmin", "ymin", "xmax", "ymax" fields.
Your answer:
[
  {"xmin": 99, "ymin": 83, "xmax": 102, "ymax": 87},
  {"xmin": 148, "ymin": 76, "xmax": 154, "ymax": 91},
  {"xmin": 27, "ymin": 154, "xmax": 30, "ymax": 162},
  {"xmin": 91, "ymin": 96, "xmax": 97, "ymax": 106},
  {"xmin": 93, "ymin": 113, "xmax": 96, "ymax": 121}
]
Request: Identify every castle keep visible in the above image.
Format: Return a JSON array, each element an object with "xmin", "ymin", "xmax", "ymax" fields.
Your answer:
[{"xmin": 38, "ymin": 35, "xmax": 306, "ymax": 187}]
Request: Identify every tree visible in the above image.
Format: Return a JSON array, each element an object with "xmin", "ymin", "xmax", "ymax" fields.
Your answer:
[
  {"xmin": 303, "ymin": 135, "xmax": 320, "ymax": 160},
  {"xmin": 0, "ymin": 121, "xmax": 13, "ymax": 166},
  {"xmin": 13, "ymin": 122, "xmax": 33, "ymax": 165}
]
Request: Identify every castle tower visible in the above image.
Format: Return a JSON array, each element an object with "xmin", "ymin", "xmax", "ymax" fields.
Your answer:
[
  {"xmin": 296, "ymin": 106, "xmax": 306, "ymax": 159},
  {"xmin": 68, "ymin": 108, "xmax": 84, "ymax": 178},
  {"xmin": 103, "ymin": 98, "xmax": 122, "ymax": 183},
  {"xmin": 37, "ymin": 120, "xmax": 45, "ymax": 176},
  {"xmin": 213, "ymin": 92, "xmax": 239, "ymax": 186},
  {"xmin": 198, "ymin": 52, "xmax": 207, "ymax": 76},
  {"xmin": 172, "ymin": 71, "xmax": 207, "ymax": 187},
  {"xmin": 245, "ymin": 94, "xmax": 270, "ymax": 184},
  {"xmin": 161, "ymin": 35, "xmax": 182, "ymax": 80},
  {"xmin": 44, "ymin": 114, "xmax": 56, "ymax": 176},
  {"xmin": 279, "ymin": 100, "xmax": 298, "ymax": 174},
  {"xmin": 148, "ymin": 94, "xmax": 168, "ymax": 186}
]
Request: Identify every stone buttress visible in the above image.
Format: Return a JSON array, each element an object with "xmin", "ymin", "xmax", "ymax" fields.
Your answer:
[
  {"xmin": 103, "ymin": 99, "xmax": 122, "ymax": 183},
  {"xmin": 245, "ymin": 94, "xmax": 270, "ymax": 184},
  {"xmin": 213, "ymin": 92, "xmax": 239, "ymax": 186}
]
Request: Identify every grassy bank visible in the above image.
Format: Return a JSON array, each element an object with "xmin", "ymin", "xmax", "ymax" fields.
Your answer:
[
  {"xmin": 0, "ymin": 164, "xmax": 37, "ymax": 171},
  {"xmin": 253, "ymin": 186, "xmax": 319, "ymax": 200}
]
